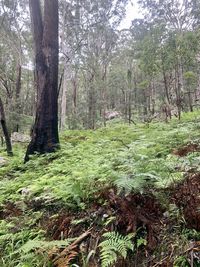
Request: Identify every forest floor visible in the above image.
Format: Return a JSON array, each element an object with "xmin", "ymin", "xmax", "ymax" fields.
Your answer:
[{"xmin": 1, "ymin": 111, "xmax": 200, "ymax": 266}]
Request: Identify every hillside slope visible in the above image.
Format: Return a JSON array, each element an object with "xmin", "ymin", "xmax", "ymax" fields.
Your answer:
[{"xmin": 1, "ymin": 112, "xmax": 200, "ymax": 266}]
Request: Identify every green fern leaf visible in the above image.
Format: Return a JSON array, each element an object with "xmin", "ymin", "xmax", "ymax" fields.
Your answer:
[
  {"xmin": 20, "ymin": 238, "xmax": 73, "ymax": 253},
  {"xmin": 99, "ymin": 232, "xmax": 134, "ymax": 267}
]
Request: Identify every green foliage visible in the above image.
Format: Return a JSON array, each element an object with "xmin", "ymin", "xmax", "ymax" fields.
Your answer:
[
  {"xmin": 1, "ymin": 111, "xmax": 200, "ymax": 265},
  {"xmin": 20, "ymin": 239, "xmax": 73, "ymax": 253},
  {"xmin": 184, "ymin": 71, "xmax": 197, "ymax": 82},
  {"xmin": 0, "ymin": 226, "xmax": 46, "ymax": 267},
  {"xmin": 174, "ymin": 256, "xmax": 190, "ymax": 267},
  {"xmin": 138, "ymin": 80, "xmax": 149, "ymax": 89},
  {"xmin": 1, "ymin": 111, "xmax": 200, "ymax": 205},
  {"xmin": 99, "ymin": 231, "xmax": 134, "ymax": 267}
]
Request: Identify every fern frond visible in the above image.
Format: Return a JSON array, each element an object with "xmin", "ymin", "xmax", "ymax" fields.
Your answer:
[
  {"xmin": 99, "ymin": 232, "xmax": 134, "ymax": 267},
  {"xmin": 20, "ymin": 239, "xmax": 74, "ymax": 253},
  {"xmin": 114, "ymin": 175, "xmax": 146, "ymax": 194}
]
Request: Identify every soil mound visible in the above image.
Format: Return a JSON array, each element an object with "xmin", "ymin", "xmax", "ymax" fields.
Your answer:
[{"xmin": 172, "ymin": 173, "xmax": 200, "ymax": 230}]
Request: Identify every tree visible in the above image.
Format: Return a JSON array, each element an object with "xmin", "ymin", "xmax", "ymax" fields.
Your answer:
[
  {"xmin": 57, "ymin": 0, "xmax": 128, "ymax": 129},
  {"xmin": 0, "ymin": 0, "xmax": 30, "ymax": 133},
  {"xmin": 25, "ymin": 0, "xmax": 59, "ymax": 162},
  {"xmin": 0, "ymin": 97, "xmax": 13, "ymax": 156}
]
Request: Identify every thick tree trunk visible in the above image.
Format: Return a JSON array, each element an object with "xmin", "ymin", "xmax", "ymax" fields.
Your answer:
[
  {"xmin": 25, "ymin": 0, "xmax": 59, "ymax": 162},
  {"xmin": 29, "ymin": 0, "xmax": 44, "ymax": 101},
  {"xmin": 0, "ymin": 97, "xmax": 13, "ymax": 156}
]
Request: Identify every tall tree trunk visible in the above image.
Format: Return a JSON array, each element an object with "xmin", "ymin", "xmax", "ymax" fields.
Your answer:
[
  {"xmin": 123, "ymin": 90, "xmax": 128, "ymax": 122},
  {"xmin": 25, "ymin": 0, "xmax": 59, "ymax": 162},
  {"xmin": 0, "ymin": 97, "xmax": 13, "ymax": 156},
  {"xmin": 15, "ymin": 63, "xmax": 22, "ymax": 132},
  {"xmin": 29, "ymin": 0, "xmax": 44, "ymax": 102},
  {"xmin": 88, "ymin": 86, "xmax": 95, "ymax": 129},
  {"xmin": 151, "ymin": 79, "xmax": 155, "ymax": 115},
  {"xmin": 87, "ymin": 73, "xmax": 95, "ymax": 129},
  {"xmin": 60, "ymin": 68, "xmax": 67, "ymax": 130},
  {"xmin": 72, "ymin": 73, "xmax": 77, "ymax": 115},
  {"xmin": 187, "ymin": 90, "xmax": 193, "ymax": 112},
  {"xmin": 127, "ymin": 69, "xmax": 132, "ymax": 124},
  {"xmin": 16, "ymin": 63, "xmax": 22, "ymax": 99},
  {"xmin": 161, "ymin": 54, "xmax": 170, "ymax": 104},
  {"xmin": 175, "ymin": 63, "xmax": 182, "ymax": 120},
  {"xmin": 102, "ymin": 66, "xmax": 107, "ymax": 127}
]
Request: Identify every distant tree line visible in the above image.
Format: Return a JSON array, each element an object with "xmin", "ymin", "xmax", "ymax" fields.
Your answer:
[{"xmin": 0, "ymin": 0, "xmax": 200, "ymax": 157}]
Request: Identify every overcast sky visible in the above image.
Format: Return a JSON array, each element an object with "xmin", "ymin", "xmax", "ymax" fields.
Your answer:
[{"xmin": 119, "ymin": 0, "xmax": 142, "ymax": 29}]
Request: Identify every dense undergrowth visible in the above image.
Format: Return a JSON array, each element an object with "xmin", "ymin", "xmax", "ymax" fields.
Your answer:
[{"xmin": 1, "ymin": 111, "xmax": 200, "ymax": 266}]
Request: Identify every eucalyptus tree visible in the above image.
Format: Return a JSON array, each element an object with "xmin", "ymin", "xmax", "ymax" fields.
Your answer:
[
  {"xmin": 80, "ymin": 0, "xmax": 128, "ymax": 128},
  {"xmin": 0, "ymin": 0, "xmax": 32, "ymax": 132},
  {"xmin": 0, "ymin": 97, "xmax": 13, "ymax": 155},
  {"xmin": 58, "ymin": 0, "xmax": 128, "ymax": 129},
  {"xmin": 132, "ymin": 0, "xmax": 200, "ymax": 119},
  {"xmin": 25, "ymin": 0, "xmax": 59, "ymax": 161}
]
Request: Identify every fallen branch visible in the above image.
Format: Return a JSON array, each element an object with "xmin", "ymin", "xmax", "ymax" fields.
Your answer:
[{"xmin": 53, "ymin": 228, "xmax": 92, "ymax": 265}]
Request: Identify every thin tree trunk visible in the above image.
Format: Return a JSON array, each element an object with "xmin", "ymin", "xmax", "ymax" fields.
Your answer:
[
  {"xmin": 72, "ymin": 73, "xmax": 77, "ymax": 115},
  {"xmin": 161, "ymin": 54, "xmax": 170, "ymax": 104},
  {"xmin": 0, "ymin": 97, "xmax": 13, "ymax": 156},
  {"xmin": 124, "ymin": 90, "xmax": 128, "ymax": 122},
  {"xmin": 127, "ymin": 69, "xmax": 132, "ymax": 124},
  {"xmin": 88, "ymin": 85, "xmax": 95, "ymax": 129},
  {"xmin": 15, "ymin": 63, "xmax": 22, "ymax": 132},
  {"xmin": 87, "ymin": 73, "xmax": 95, "ymax": 129},
  {"xmin": 187, "ymin": 90, "xmax": 193, "ymax": 112},
  {"xmin": 16, "ymin": 64, "xmax": 22, "ymax": 99},
  {"xmin": 102, "ymin": 66, "xmax": 107, "ymax": 127},
  {"xmin": 175, "ymin": 64, "xmax": 181, "ymax": 120},
  {"xmin": 60, "ymin": 68, "xmax": 67, "ymax": 130}
]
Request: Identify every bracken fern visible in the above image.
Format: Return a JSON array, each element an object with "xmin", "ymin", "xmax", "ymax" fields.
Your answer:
[{"xmin": 99, "ymin": 231, "xmax": 134, "ymax": 267}]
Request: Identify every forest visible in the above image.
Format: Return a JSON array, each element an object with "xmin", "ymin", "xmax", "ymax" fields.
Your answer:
[{"xmin": 1, "ymin": 0, "xmax": 200, "ymax": 266}]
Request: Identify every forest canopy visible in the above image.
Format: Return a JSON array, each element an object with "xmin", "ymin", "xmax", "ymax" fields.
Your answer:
[{"xmin": 1, "ymin": 0, "xmax": 200, "ymax": 136}]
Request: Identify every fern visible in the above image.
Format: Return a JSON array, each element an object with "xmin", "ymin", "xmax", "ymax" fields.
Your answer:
[
  {"xmin": 114, "ymin": 173, "xmax": 157, "ymax": 194},
  {"xmin": 20, "ymin": 238, "xmax": 74, "ymax": 253},
  {"xmin": 99, "ymin": 232, "xmax": 134, "ymax": 267}
]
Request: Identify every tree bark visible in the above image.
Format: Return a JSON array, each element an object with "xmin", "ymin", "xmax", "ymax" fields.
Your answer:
[
  {"xmin": 25, "ymin": 0, "xmax": 59, "ymax": 162},
  {"xmin": 29, "ymin": 0, "xmax": 44, "ymax": 101},
  {"xmin": 0, "ymin": 97, "xmax": 13, "ymax": 156},
  {"xmin": 60, "ymin": 68, "xmax": 67, "ymax": 130},
  {"xmin": 15, "ymin": 63, "xmax": 22, "ymax": 132},
  {"xmin": 72, "ymin": 73, "xmax": 77, "ymax": 115}
]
